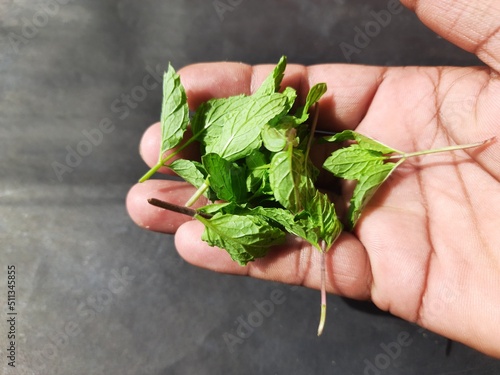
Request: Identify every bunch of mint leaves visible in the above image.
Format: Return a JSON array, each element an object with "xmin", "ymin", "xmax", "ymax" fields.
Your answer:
[
  {"xmin": 139, "ymin": 56, "xmax": 493, "ymax": 335},
  {"xmin": 141, "ymin": 56, "xmax": 343, "ymax": 265}
]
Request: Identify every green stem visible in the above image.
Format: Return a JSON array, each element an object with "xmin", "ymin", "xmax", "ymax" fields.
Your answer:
[
  {"xmin": 305, "ymin": 103, "xmax": 320, "ymax": 163},
  {"xmin": 288, "ymin": 145, "xmax": 302, "ymax": 212},
  {"xmin": 185, "ymin": 178, "xmax": 210, "ymax": 207},
  {"xmin": 139, "ymin": 161, "xmax": 164, "ymax": 183},
  {"xmin": 317, "ymin": 240, "xmax": 327, "ymax": 336},
  {"xmin": 138, "ymin": 132, "xmax": 204, "ymax": 183},
  {"xmin": 386, "ymin": 137, "xmax": 495, "ymax": 161}
]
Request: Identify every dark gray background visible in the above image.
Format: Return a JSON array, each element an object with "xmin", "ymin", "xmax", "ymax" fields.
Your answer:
[{"xmin": 1, "ymin": 0, "xmax": 498, "ymax": 374}]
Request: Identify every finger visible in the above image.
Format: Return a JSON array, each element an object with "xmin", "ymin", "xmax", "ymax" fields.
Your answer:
[
  {"xmin": 402, "ymin": 0, "xmax": 500, "ymax": 72},
  {"xmin": 139, "ymin": 122, "xmax": 167, "ymax": 172},
  {"xmin": 175, "ymin": 220, "xmax": 373, "ymax": 300},
  {"xmin": 126, "ymin": 180, "xmax": 208, "ymax": 234},
  {"xmin": 178, "ymin": 62, "xmax": 387, "ymax": 131},
  {"xmin": 139, "ymin": 122, "xmax": 200, "ymax": 175}
]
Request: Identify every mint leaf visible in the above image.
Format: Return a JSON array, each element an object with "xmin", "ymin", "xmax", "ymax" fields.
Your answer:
[
  {"xmin": 323, "ymin": 145, "xmax": 386, "ymax": 180},
  {"xmin": 323, "ymin": 130, "xmax": 398, "ymax": 154},
  {"xmin": 249, "ymin": 206, "xmax": 311, "ymax": 243},
  {"xmin": 202, "ymin": 153, "xmax": 247, "ymax": 204},
  {"xmin": 295, "ymin": 83, "xmax": 327, "ymax": 124},
  {"xmin": 169, "ymin": 159, "xmax": 206, "ymax": 187},
  {"xmin": 197, "ymin": 212, "xmax": 286, "ymax": 266},
  {"xmin": 169, "ymin": 159, "xmax": 217, "ymax": 201},
  {"xmin": 254, "ymin": 55, "xmax": 287, "ymax": 96},
  {"xmin": 322, "ymin": 130, "xmax": 401, "ymax": 228},
  {"xmin": 197, "ymin": 202, "xmax": 238, "ymax": 216},
  {"xmin": 304, "ymin": 83, "xmax": 327, "ymax": 111},
  {"xmin": 192, "ymin": 57, "xmax": 292, "ymax": 161},
  {"xmin": 159, "ymin": 64, "xmax": 189, "ymax": 158},
  {"xmin": 245, "ymin": 150, "xmax": 270, "ymax": 194},
  {"xmin": 262, "ymin": 122, "xmax": 300, "ymax": 152},
  {"xmin": 262, "ymin": 124, "xmax": 287, "ymax": 152},
  {"xmin": 277, "ymin": 86, "xmax": 298, "ymax": 119},
  {"xmin": 304, "ymin": 191, "xmax": 342, "ymax": 249},
  {"xmin": 204, "ymin": 93, "xmax": 289, "ymax": 161},
  {"xmin": 191, "ymin": 56, "xmax": 291, "ymax": 140},
  {"xmin": 269, "ymin": 148, "xmax": 315, "ymax": 213},
  {"xmin": 190, "ymin": 95, "xmax": 247, "ymax": 139},
  {"xmin": 245, "ymin": 149, "xmax": 269, "ymax": 170},
  {"xmin": 347, "ymin": 163, "xmax": 397, "ymax": 229}
]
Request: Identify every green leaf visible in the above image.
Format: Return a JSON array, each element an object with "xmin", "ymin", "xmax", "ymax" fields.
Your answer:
[
  {"xmin": 304, "ymin": 191, "xmax": 342, "ymax": 249},
  {"xmin": 347, "ymin": 163, "xmax": 397, "ymax": 229},
  {"xmin": 204, "ymin": 93, "xmax": 288, "ymax": 161},
  {"xmin": 169, "ymin": 159, "xmax": 217, "ymax": 201},
  {"xmin": 245, "ymin": 150, "xmax": 270, "ymax": 193},
  {"xmin": 250, "ymin": 206, "xmax": 326, "ymax": 249},
  {"xmin": 197, "ymin": 213, "xmax": 286, "ymax": 266},
  {"xmin": 251, "ymin": 198, "xmax": 341, "ymax": 251},
  {"xmin": 189, "ymin": 57, "xmax": 293, "ymax": 162},
  {"xmin": 322, "ymin": 145, "xmax": 386, "ymax": 180},
  {"xmin": 159, "ymin": 64, "xmax": 189, "ymax": 158},
  {"xmin": 191, "ymin": 56, "xmax": 291, "ymax": 159},
  {"xmin": 269, "ymin": 148, "xmax": 315, "ymax": 213},
  {"xmin": 322, "ymin": 131, "xmax": 401, "ymax": 229},
  {"xmin": 295, "ymin": 83, "xmax": 327, "ymax": 124},
  {"xmin": 202, "ymin": 153, "xmax": 247, "ymax": 203},
  {"xmin": 277, "ymin": 86, "xmax": 298, "ymax": 119},
  {"xmin": 247, "ymin": 175, "xmax": 274, "ymax": 203},
  {"xmin": 250, "ymin": 206, "xmax": 307, "ymax": 238},
  {"xmin": 262, "ymin": 123, "xmax": 299, "ymax": 152},
  {"xmin": 197, "ymin": 202, "xmax": 238, "ymax": 216},
  {"xmin": 323, "ymin": 130, "xmax": 398, "ymax": 154},
  {"xmin": 190, "ymin": 95, "xmax": 247, "ymax": 138},
  {"xmin": 169, "ymin": 159, "xmax": 206, "ymax": 187},
  {"xmin": 254, "ymin": 55, "xmax": 287, "ymax": 96},
  {"xmin": 262, "ymin": 124, "xmax": 287, "ymax": 152},
  {"xmin": 305, "ymin": 83, "xmax": 327, "ymax": 110},
  {"xmin": 245, "ymin": 149, "xmax": 268, "ymax": 170}
]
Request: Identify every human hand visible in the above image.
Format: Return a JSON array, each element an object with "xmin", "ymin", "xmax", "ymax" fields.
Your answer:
[{"xmin": 127, "ymin": 0, "xmax": 500, "ymax": 358}]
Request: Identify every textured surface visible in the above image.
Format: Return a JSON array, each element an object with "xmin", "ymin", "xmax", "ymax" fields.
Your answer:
[{"xmin": 1, "ymin": 0, "xmax": 499, "ymax": 374}]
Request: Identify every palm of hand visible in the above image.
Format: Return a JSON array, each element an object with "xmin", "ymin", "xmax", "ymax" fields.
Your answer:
[
  {"xmin": 127, "ymin": 63, "xmax": 500, "ymax": 356},
  {"xmin": 343, "ymin": 66, "xmax": 500, "ymax": 356}
]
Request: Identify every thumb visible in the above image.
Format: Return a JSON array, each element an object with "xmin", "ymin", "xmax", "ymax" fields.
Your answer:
[{"xmin": 402, "ymin": 0, "xmax": 500, "ymax": 72}]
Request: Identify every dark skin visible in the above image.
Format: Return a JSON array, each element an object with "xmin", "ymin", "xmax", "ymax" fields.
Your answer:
[{"xmin": 127, "ymin": 0, "xmax": 500, "ymax": 358}]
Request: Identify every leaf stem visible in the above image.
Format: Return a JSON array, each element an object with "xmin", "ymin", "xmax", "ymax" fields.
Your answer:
[
  {"xmin": 138, "ymin": 133, "xmax": 202, "ymax": 183},
  {"xmin": 305, "ymin": 103, "xmax": 320, "ymax": 163},
  {"xmin": 386, "ymin": 137, "xmax": 495, "ymax": 161},
  {"xmin": 317, "ymin": 240, "xmax": 327, "ymax": 336},
  {"xmin": 185, "ymin": 178, "xmax": 210, "ymax": 207},
  {"xmin": 139, "ymin": 162, "xmax": 164, "ymax": 183}
]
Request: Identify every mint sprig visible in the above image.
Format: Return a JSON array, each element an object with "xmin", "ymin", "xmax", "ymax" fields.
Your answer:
[{"xmin": 323, "ymin": 130, "xmax": 494, "ymax": 229}]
